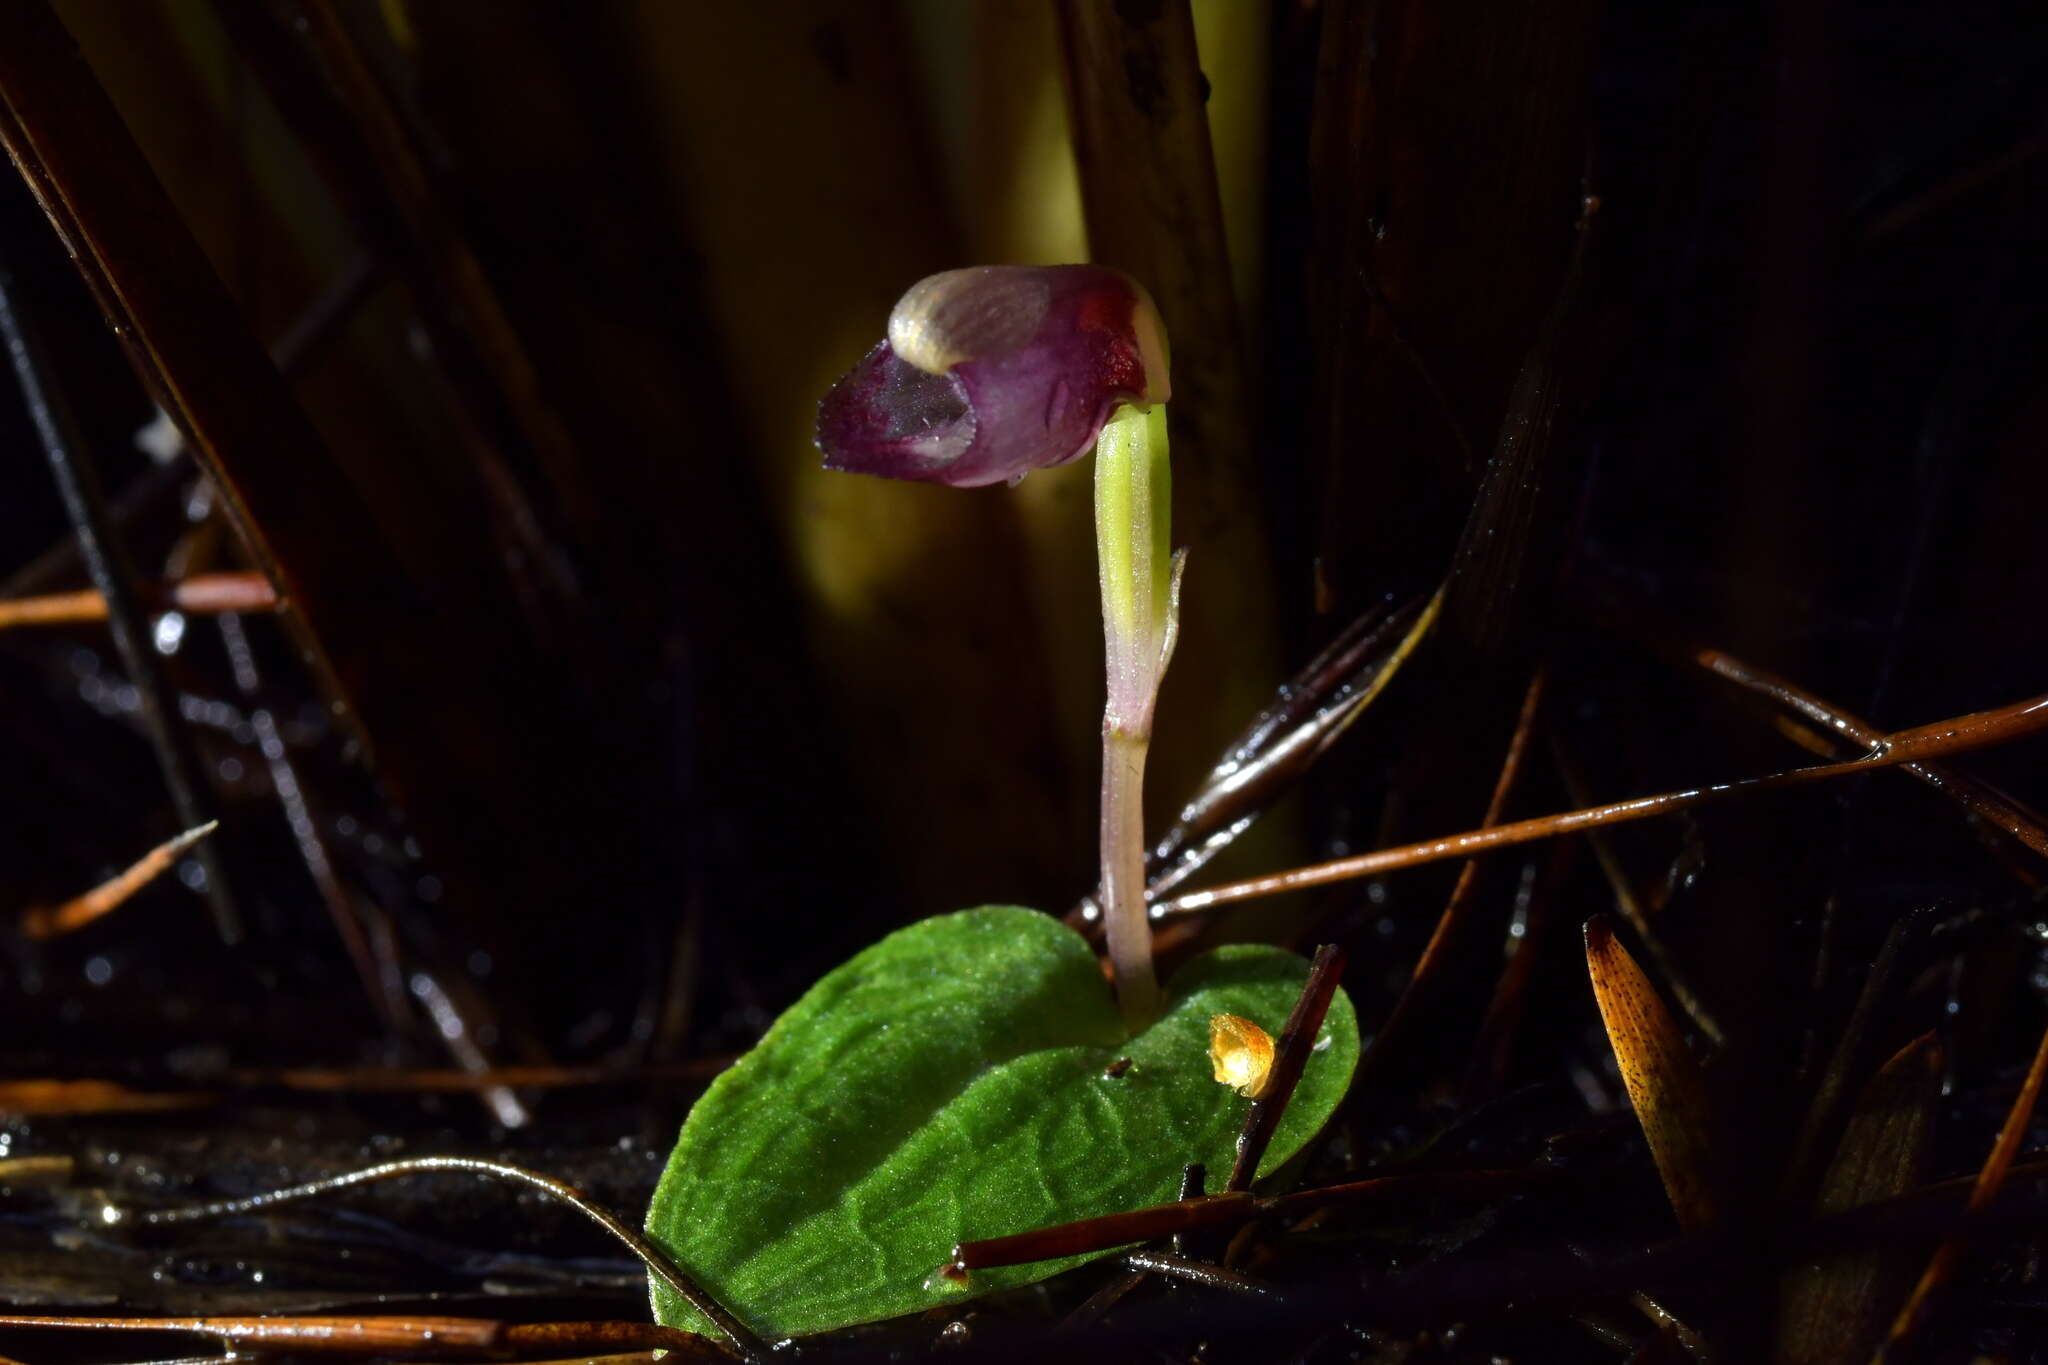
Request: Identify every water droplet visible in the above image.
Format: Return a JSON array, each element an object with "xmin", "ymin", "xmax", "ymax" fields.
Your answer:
[
  {"xmin": 153, "ymin": 612, "xmax": 186, "ymax": 655},
  {"xmin": 925, "ymin": 1260, "xmax": 971, "ymax": 1294}
]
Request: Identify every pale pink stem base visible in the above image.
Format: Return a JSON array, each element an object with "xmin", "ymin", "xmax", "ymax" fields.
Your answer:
[{"xmin": 1101, "ymin": 724, "xmax": 1160, "ymax": 1026}]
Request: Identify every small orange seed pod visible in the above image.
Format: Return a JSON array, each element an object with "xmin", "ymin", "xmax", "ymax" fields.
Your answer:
[{"xmin": 1208, "ymin": 1013, "xmax": 1276, "ymax": 1099}]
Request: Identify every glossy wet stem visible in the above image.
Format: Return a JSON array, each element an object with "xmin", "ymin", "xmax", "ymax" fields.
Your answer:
[{"xmin": 1155, "ymin": 690, "xmax": 2048, "ymax": 918}]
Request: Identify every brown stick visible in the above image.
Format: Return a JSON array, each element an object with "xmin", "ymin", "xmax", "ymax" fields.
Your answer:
[
  {"xmin": 21, "ymin": 821, "xmax": 218, "ymax": 940},
  {"xmin": 1156, "ymin": 690, "xmax": 2048, "ymax": 919},
  {"xmin": 1121, "ymin": 1250, "xmax": 1277, "ymax": 1298},
  {"xmin": 0, "ymin": 572, "xmax": 278, "ymax": 629},
  {"xmin": 1553, "ymin": 737, "xmax": 1726, "ymax": 1048},
  {"xmin": 1689, "ymin": 645, "xmax": 2048, "ymax": 858},
  {"xmin": 1876, "ymin": 1017, "xmax": 2048, "ymax": 1361},
  {"xmin": 0, "ymin": 1079, "xmax": 215, "ymax": 1117},
  {"xmin": 0, "ymin": 1316, "xmax": 502, "ymax": 1354},
  {"xmin": 1586, "ymin": 587, "xmax": 2048, "ymax": 861},
  {"xmin": 1357, "ymin": 671, "xmax": 1544, "ymax": 1083},
  {"xmin": 953, "ymin": 1193, "xmax": 1255, "ymax": 1271},
  {"xmin": 500, "ymin": 1322, "xmax": 719, "ymax": 1356},
  {"xmin": 954, "ymin": 1169, "xmax": 1539, "ymax": 1271},
  {"xmin": 1462, "ymin": 837, "xmax": 1574, "ymax": 1099},
  {"xmin": 224, "ymin": 1058, "xmax": 732, "ymax": 1093},
  {"xmin": 1227, "ymin": 944, "xmax": 1347, "ymax": 1190}
]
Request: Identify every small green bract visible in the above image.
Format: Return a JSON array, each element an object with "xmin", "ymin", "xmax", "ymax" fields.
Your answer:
[{"xmin": 645, "ymin": 905, "xmax": 1358, "ymax": 1339}]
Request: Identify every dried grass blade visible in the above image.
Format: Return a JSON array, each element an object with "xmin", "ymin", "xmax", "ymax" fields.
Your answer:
[
  {"xmin": 285, "ymin": 0, "xmax": 597, "ymax": 539},
  {"xmin": 1356, "ymin": 671, "xmax": 1541, "ymax": 1085},
  {"xmin": 0, "ymin": 587, "xmax": 105, "ymax": 628},
  {"xmin": 0, "ymin": 1079, "xmax": 214, "ymax": 1117},
  {"xmin": 1875, "ymin": 1017, "xmax": 2048, "ymax": 1361},
  {"xmin": 1086, "ymin": 589, "xmax": 1440, "ymax": 920},
  {"xmin": 223, "ymin": 1058, "xmax": 731, "ymax": 1093},
  {"xmin": 1775, "ymin": 1032, "xmax": 1942, "ymax": 1365},
  {"xmin": 20, "ymin": 821, "xmax": 218, "ymax": 940},
  {"xmin": 0, "ymin": 1316, "xmax": 502, "ymax": 1354},
  {"xmin": 0, "ymin": 0, "xmax": 624, "ymax": 999},
  {"xmin": 1121, "ymin": 1249, "xmax": 1277, "ymax": 1298},
  {"xmin": 1778, "ymin": 915, "xmax": 1925, "ymax": 1205},
  {"xmin": 0, "ymin": 1154, "xmax": 73, "ymax": 1186},
  {"xmin": 1585, "ymin": 916, "xmax": 1721, "ymax": 1233},
  {"xmin": 0, "ymin": 572, "xmax": 281, "ymax": 629},
  {"xmin": 499, "ymin": 1323, "xmax": 720, "ymax": 1357}
]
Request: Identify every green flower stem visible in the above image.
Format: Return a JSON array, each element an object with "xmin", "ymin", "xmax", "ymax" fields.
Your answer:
[{"xmin": 1095, "ymin": 402, "xmax": 1181, "ymax": 1027}]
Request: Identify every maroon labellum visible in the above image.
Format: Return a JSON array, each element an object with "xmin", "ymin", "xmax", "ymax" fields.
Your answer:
[{"xmin": 816, "ymin": 265, "xmax": 1170, "ymax": 488}]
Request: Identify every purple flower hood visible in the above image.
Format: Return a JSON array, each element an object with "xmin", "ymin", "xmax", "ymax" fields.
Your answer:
[{"xmin": 817, "ymin": 265, "xmax": 1170, "ymax": 488}]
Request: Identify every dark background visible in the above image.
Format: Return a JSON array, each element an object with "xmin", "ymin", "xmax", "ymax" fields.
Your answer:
[{"xmin": 0, "ymin": 1, "xmax": 2045, "ymax": 1359}]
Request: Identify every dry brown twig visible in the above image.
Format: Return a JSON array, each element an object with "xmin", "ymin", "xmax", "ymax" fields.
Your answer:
[
  {"xmin": 20, "ymin": 820, "xmax": 218, "ymax": 940},
  {"xmin": 0, "ymin": 572, "xmax": 277, "ymax": 630},
  {"xmin": 1154, "ymin": 689, "xmax": 2048, "ymax": 919}
]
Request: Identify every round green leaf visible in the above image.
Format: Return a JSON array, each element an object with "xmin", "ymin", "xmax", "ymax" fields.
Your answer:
[{"xmin": 645, "ymin": 905, "xmax": 1358, "ymax": 1339}]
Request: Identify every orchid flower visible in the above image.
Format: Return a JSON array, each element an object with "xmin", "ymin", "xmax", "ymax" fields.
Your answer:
[
  {"xmin": 818, "ymin": 264, "xmax": 1170, "ymax": 488},
  {"xmin": 816, "ymin": 265, "xmax": 1182, "ymax": 1025}
]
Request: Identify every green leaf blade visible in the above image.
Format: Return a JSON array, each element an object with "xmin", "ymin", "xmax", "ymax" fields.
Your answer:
[{"xmin": 647, "ymin": 906, "xmax": 1357, "ymax": 1339}]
